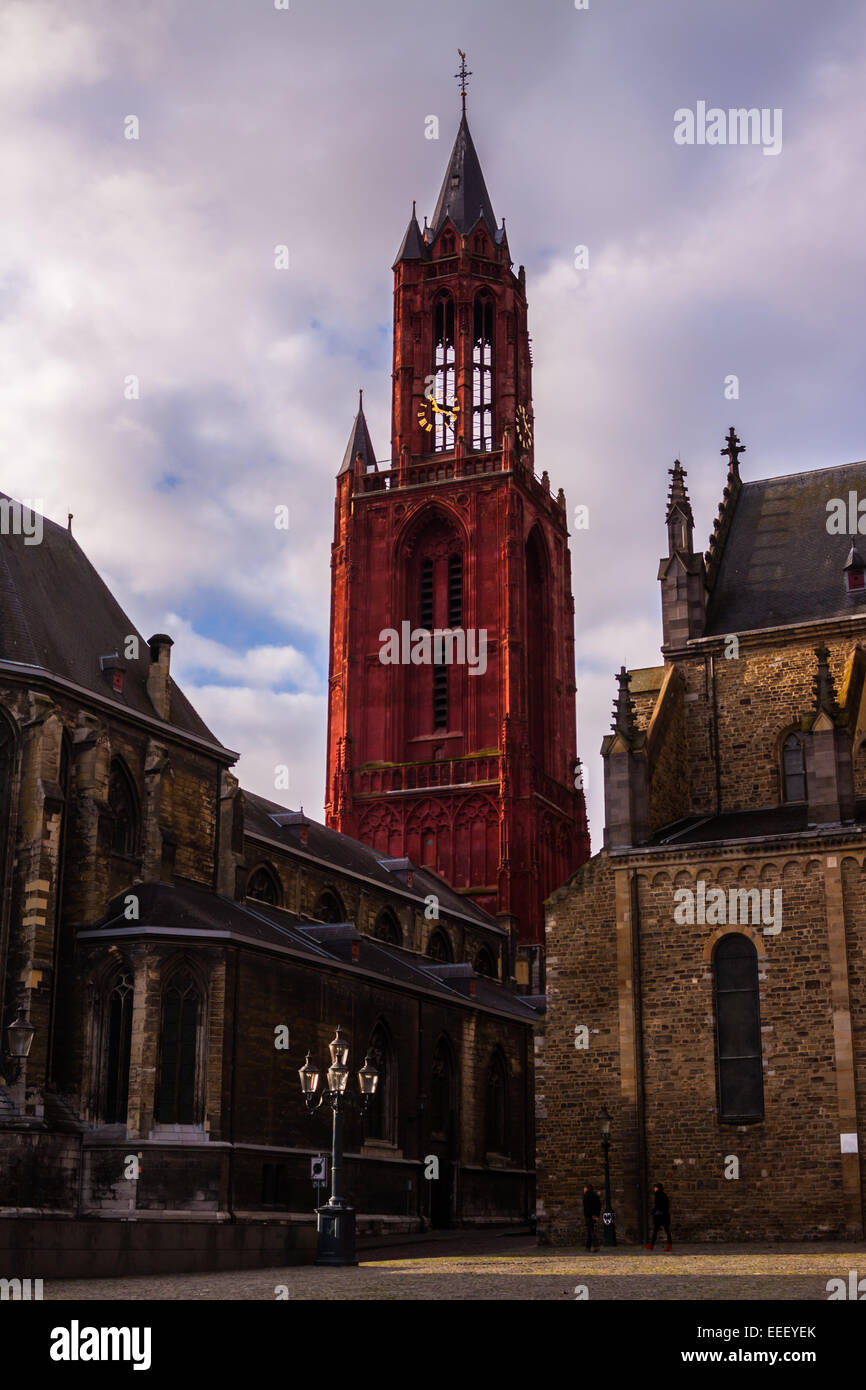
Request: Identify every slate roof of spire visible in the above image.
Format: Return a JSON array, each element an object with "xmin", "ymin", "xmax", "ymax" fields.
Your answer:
[
  {"xmin": 430, "ymin": 114, "xmax": 498, "ymax": 239},
  {"xmin": 338, "ymin": 405, "xmax": 378, "ymax": 475},
  {"xmin": 393, "ymin": 207, "xmax": 429, "ymax": 267},
  {"xmin": 703, "ymin": 460, "xmax": 866, "ymax": 635},
  {"xmin": 0, "ymin": 493, "xmax": 226, "ymax": 747}
]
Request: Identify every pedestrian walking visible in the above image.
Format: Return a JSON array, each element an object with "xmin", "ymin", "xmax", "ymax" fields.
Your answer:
[
  {"xmin": 645, "ymin": 1182, "xmax": 672, "ymax": 1251},
  {"xmin": 583, "ymin": 1183, "xmax": 601, "ymax": 1252}
]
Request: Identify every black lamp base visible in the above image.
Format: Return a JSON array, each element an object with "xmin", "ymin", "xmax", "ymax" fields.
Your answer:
[{"xmin": 315, "ymin": 1202, "xmax": 357, "ymax": 1266}]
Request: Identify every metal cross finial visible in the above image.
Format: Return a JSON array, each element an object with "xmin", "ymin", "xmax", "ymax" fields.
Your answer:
[
  {"xmin": 455, "ymin": 49, "xmax": 472, "ymax": 114},
  {"xmin": 721, "ymin": 426, "xmax": 745, "ymax": 471}
]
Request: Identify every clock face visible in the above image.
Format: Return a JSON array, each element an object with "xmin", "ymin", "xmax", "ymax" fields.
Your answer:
[
  {"xmin": 516, "ymin": 404, "xmax": 533, "ymax": 450},
  {"xmin": 417, "ymin": 394, "xmax": 461, "ymax": 434}
]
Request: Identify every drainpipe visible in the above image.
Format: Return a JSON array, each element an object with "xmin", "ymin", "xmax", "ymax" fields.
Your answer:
[
  {"xmin": 709, "ymin": 654, "xmax": 721, "ymax": 816},
  {"xmin": 227, "ymin": 945, "xmax": 240, "ymax": 1222}
]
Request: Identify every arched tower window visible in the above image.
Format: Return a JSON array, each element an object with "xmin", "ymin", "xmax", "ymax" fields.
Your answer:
[
  {"xmin": 156, "ymin": 970, "xmax": 201, "ymax": 1125},
  {"xmin": 430, "ymin": 1035, "xmax": 457, "ymax": 1138},
  {"xmin": 365, "ymin": 1021, "xmax": 396, "ymax": 1143},
  {"xmin": 313, "ymin": 887, "xmax": 346, "ymax": 923},
  {"xmin": 472, "ymin": 293, "xmax": 494, "ymax": 452},
  {"xmin": 247, "ymin": 864, "xmax": 281, "ymax": 906},
  {"xmin": 485, "ymin": 1048, "xmax": 509, "ymax": 1155},
  {"xmin": 104, "ymin": 969, "xmax": 134, "ymax": 1124},
  {"xmin": 108, "ymin": 759, "xmax": 140, "ymax": 857},
  {"xmin": 407, "ymin": 514, "xmax": 465, "ymax": 737},
  {"xmin": 372, "ymin": 909, "xmax": 402, "ymax": 946},
  {"xmin": 713, "ymin": 934, "xmax": 764, "ymax": 1123},
  {"xmin": 782, "ymin": 733, "xmax": 807, "ymax": 803},
  {"xmin": 427, "ymin": 928, "xmax": 453, "ymax": 963},
  {"xmin": 525, "ymin": 528, "xmax": 551, "ymax": 774},
  {"xmin": 433, "ymin": 295, "xmax": 456, "ymax": 453}
]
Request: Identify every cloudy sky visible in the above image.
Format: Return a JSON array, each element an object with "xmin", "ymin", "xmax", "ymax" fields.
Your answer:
[{"xmin": 2, "ymin": 0, "xmax": 865, "ymax": 847}]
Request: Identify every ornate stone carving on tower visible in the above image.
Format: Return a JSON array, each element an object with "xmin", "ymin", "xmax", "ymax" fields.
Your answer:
[{"xmin": 325, "ymin": 73, "xmax": 589, "ymax": 984}]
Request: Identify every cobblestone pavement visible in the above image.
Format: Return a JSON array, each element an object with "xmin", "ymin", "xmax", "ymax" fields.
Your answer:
[{"xmin": 44, "ymin": 1239, "xmax": 865, "ymax": 1300}]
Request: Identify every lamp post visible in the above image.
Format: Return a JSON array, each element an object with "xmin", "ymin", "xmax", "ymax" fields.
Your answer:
[
  {"xmin": 597, "ymin": 1105, "xmax": 617, "ymax": 1247},
  {"xmin": 299, "ymin": 1027, "xmax": 378, "ymax": 1266},
  {"xmin": 1, "ymin": 1005, "xmax": 36, "ymax": 1085}
]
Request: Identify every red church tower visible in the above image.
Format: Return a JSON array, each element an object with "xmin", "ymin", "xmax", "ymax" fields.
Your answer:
[{"xmin": 325, "ymin": 93, "xmax": 589, "ymax": 986}]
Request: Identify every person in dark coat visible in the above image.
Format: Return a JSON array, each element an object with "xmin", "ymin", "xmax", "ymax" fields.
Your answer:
[
  {"xmin": 583, "ymin": 1183, "xmax": 601, "ymax": 1252},
  {"xmin": 645, "ymin": 1182, "xmax": 672, "ymax": 1250}
]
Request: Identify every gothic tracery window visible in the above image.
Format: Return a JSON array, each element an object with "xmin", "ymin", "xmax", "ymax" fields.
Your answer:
[
  {"xmin": 485, "ymin": 1048, "xmax": 509, "ymax": 1155},
  {"xmin": 474, "ymin": 946, "xmax": 496, "ymax": 978},
  {"xmin": 313, "ymin": 888, "xmax": 346, "ymax": 923},
  {"xmin": 247, "ymin": 864, "xmax": 281, "ymax": 906},
  {"xmin": 427, "ymin": 928, "xmax": 452, "ymax": 963},
  {"xmin": 365, "ymin": 1021, "xmax": 396, "ymax": 1143},
  {"xmin": 104, "ymin": 969, "xmax": 134, "ymax": 1124},
  {"xmin": 109, "ymin": 759, "xmax": 140, "ymax": 857},
  {"xmin": 781, "ymin": 733, "xmax": 806, "ymax": 803},
  {"xmin": 372, "ymin": 909, "xmax": 402, "ymax": 946},
  {"xmin": 156, "ymin": 970, "xmax": 201, "ymax": 1125},
  {"xmin": 472, "ymin": 294, "xmax": 494, "ymax": 452}
]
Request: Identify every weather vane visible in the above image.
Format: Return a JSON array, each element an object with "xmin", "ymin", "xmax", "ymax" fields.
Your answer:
[{"xmin": 455, "ymin": 49, "xmax": 472, "ymax": 114}]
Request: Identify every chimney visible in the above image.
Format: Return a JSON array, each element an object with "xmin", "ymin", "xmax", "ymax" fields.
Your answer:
[{"xmin": 147, "ymin": 634, "xmax": 174, "ymax": 721}]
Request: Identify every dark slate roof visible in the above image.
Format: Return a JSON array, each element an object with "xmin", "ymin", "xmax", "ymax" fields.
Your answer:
[
  {"xmin": 647, "ymin": 800, "xmax": 866, "ymax": 849},
  {"xmin": 0, "ymin": 493, "xmax": 227, "ymax": 748},
  {"xmin": 338, "ymin": 405, "xmax": 378, "ymax": 476},
  {"xmin": 393, "ymin": 209, "xmax": 429, "ymax": 267},
  {"xmin": 81, "ymin": 881, "xmax": 536, "ymax": 1019},
  {"xmin": 704, "ymin": 461, "xmax": 866, "ymax": 636},
  {"xmin": 430, "ymin": 114, "xmax": 498, "ymax": 240},
  {"xmin": 242, "ymin": 788, "xmax": 504, "ymax": 932}
]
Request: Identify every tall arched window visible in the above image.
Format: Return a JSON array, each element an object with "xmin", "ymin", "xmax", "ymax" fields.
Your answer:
[
  {"xmin": 525, "ymin": 528, "xmax": 550, "ymax": 774},
  {"xmin": 365, "ymin": 1021, "xmax": 396, "ymax": 1143},
  {"xmin": 430, "ymin": 1035, "xmax": 456, "ymax": 1139},
  {"xmin": 313, "ymin": 888, "xmax": 346, "ymax": 923},
  {"xmin": 427, "ymin": 928, "xmax": 453, "ymax": 963},
  {"xmin": 474, "ymin": 946, "xmax": 496, "ymax": 978},
  {"xmin": 156, "ymin": 970, "xmax": 201, "ymax": 1125},
  {"xmin": 104, "ymin": 969, "xmax": 134, "ymax": 1124},
  {"xmin": 108, "ymin": 759, "xmax": 140, "ymax": 856},
  {"xmin": 372, "ymin": 909, "xmax": 402, "ymax": 946},
  {"xmin": 714, "ymin": 934, "xmax": 764, "ymax": 1122},
  {"xmin": 485, "ymin": 1049, "xmax": 509, "ymax": 1155},
  {"xmin": 448, "ymin": 553, "xmax": 463, "ymax": 627},
  {"xmin": 782, "ymin": 733, "xmax": 807, "ymax": 803},
  {"xmin": 247, "ymin": 864, "xmax": 281, "ymax": 906},
  {"xmin": 472, "ymin": 293, "xmax": 494, "ymax": 451},
  {"xmin": 433, "ymin": 296, "xmax": 456, "ymax": 452}
]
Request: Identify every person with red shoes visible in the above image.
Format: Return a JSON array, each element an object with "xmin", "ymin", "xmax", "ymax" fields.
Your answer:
[
  {"xmin": 645, "ymin": 1183, "xmax": 673, "ymax": 1251},
  {"xmin": 583, "ymin": 1183, "xmax": 601, "ymax": 1252}
]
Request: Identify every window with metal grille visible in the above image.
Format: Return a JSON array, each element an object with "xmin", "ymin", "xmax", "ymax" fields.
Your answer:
[
  {"xmin": 420, "ymin": 557, "xmax": 434, "ymax": 629},
  {"xmin": 713, "ymin": 935, "xmax": 764, "ymax": 1122},
  {"xmin": 472, "ymin": 295, "xmax": 493, "ymax": 451},
  {"xmin": 782, "ymin": 733, "xmax": 806, "ymax": 802},
  {"xmin": 433, "ymin": 662, "xmax": 448, "ymax": 730},
  {"xmin": 156, "ymin": 972, "xmax": 200, "ymax": 1125},
  {"xmin": 448, "ymin": 553, "xmax": 463, "ymax": 627},
  {"xmin": 104, "ymin": 970, "xmax": 133, "ymax": 1124},
  {"xmin": 433, "ymin": 297, "xmax": 455, "ymax": 452}
]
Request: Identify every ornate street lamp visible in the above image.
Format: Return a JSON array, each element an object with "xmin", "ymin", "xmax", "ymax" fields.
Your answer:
[
  {"xmin": 299, "ymin": 1027, "xmax": 378, "ymax": 1266},
  {"xmin": 597, "ymin": 1105, "xmax": 617, "ymax": 1247},
  {"xmin": 1, "ymin": 1005, "xmax": 36, "ymax": 1085}
]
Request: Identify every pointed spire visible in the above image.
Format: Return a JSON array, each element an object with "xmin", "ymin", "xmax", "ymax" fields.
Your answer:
[
  {"xmin": 393, "ymin": 202, "xmax": 429, "ymax": 267},
  {"xmin": 429, "ymin": 113, "xmax": 497, "ymax": 239},
  {"xmin": 812, "ymin": 645, "xmax": 840, "ymax": 720},
  {"xmin": 666, "ymin": 459, "xmax": 693, "ymax": 526},
  {"xmin": 611, "ymin": 666, "xmax": 637, "ymax": 739},
  {"xmin": 338, "ymin": 399, "xmax": 378, "ymax": 476}
]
